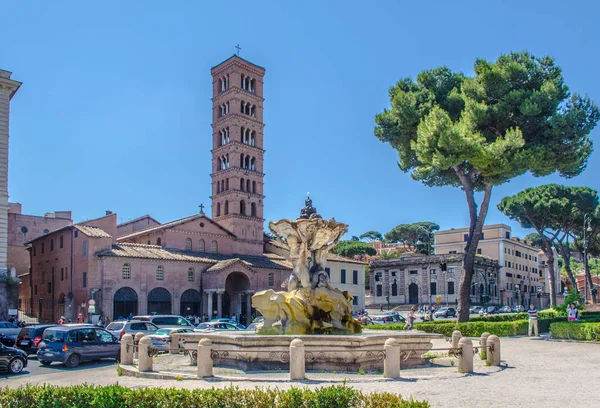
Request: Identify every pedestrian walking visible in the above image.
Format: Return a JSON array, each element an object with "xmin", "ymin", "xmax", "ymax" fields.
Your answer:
[
  {"xmin": 58, "ymin": 316, "xmax": 65, "ymax": 325},
  {"xmin": 528, "ymin": 304, "xmax": 538, "ymax": 336},
  {"xmin": 380, "ymin": 304, "xmax": 384, "ymax": 312},
  {"xmin": 77, "ymin": 313, "xmax": 84, "ymax": 324},
  {"xmin": 405, "ymin": 307, "xmax": 416, "ymax": 330}
]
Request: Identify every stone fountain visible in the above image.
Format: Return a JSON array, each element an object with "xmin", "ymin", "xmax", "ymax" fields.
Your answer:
[
  {"xmin": 170, "ymin": 197, "xmax": 442, "ymax": 372},
  {"xmin": 252, "ymin": 196, "xmax": 362, "ymax": 335}
]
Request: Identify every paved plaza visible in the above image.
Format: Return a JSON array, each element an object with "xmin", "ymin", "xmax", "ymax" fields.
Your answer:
[{"xmin": 2, "ymin": 336, "xmax": 598, "ymax": 407}]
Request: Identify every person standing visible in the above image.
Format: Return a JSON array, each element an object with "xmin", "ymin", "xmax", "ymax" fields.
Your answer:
[
  {"xmin": 567, "ymin": 304, "xmax": 575, "ymax": 321},
  {"xmin": 528, "ymin": 304, "xmax": 538, "ymax": 337},
  {"xmin": 405, "ymin": 307, "xmax": 416, "ymax": 330},
  {"xmin": 77, "ymin": 313, "xmax": 84, "ymax": 324}
]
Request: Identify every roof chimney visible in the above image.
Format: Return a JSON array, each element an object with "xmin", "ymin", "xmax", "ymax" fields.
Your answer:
[{"xmin": 106, "ymin": 211, "xmax": 113, "ymax": 216}]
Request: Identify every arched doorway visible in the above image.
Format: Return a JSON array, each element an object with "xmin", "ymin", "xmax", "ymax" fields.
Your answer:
[
  {"xmin": 180, "ymin": 289, "xmax": 201, "ymax": 316},
  {"xmin": 147, "ymin": 287, "xmax": 171, "ymax": 315},
  {"xmin": 408, "ymin": 283, "xmax": 419, "ymax": 304},
  {"xmin": 225, "ymin": 272, "xmax": 250, "ymax": 321},
  {"xmin": 113, "ymin": 287, "xmax": 138, "ymax": 319}
]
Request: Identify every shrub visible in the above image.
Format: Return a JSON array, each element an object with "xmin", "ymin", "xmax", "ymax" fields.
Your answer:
[
  {"xmin": 0, "ymin": 384, "xmax": 429, "ymax": 408},
  {"xmin": 470, "ymin": 313, "xmax": 528, "ymax": 322},
  {"xmin": 550, "ymin": 322, "xmax": 600, "ymax": 341}
]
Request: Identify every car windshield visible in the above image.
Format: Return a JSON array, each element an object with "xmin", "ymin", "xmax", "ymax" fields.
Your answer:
[
  {"xmin": 106, "ymin": 322, "xmax": 125, "ymax": 331},
  {"xmin": 155, "ymin": 329, "xmax": 173, "ymax": 335},
  {"xmin": 43, "ymin": 330, "xmax": 66, "ymax": 343}
]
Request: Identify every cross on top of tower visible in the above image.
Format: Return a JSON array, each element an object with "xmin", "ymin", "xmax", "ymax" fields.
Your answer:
[{"xmin": 235, "ymin": 44, "xmax": 242, "ymax": 56}]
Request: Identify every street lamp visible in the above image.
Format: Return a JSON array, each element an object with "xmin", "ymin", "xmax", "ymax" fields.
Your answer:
[
  {"xmin": 583, "ymin": 213, "xmax": 593, "ymax": 303},
  {"xmin": 416, "ymin": 225, "xmax": 433, "ymax": 309}
]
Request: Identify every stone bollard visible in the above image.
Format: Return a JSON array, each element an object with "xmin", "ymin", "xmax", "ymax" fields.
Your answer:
[
  {"xmin": 457, "ymin": 337, "xmax": 474, "ymax": 374},
  {"xmin": 197, "ymin": 338, "xmax": 213, "ymax": 378},
  {"xmin": 289, "ymin": 338, "xmax": 305, "ymax": 381},
  {"xmin": 383, "ymin": 338, "xmax": 401, "ymax": 379},
  {"xmin": 138, "ymin": 336, "xmax": 153, "ymax": 372},
  {"xmin": 133, "ymin": 332, "xmax": 145, "ymax": 359},
  {"xmin": 170, "ymin": 333, "xmax": 180, "ymax": 355},
  {"xmin": 487, "ymin": 335, "xmax": 501, "ymax": 366},
  {"xmin": 480, "ymin": 332, "xmax": 490, "ymax": 359},
  {"xmin": 121, "ymin": 333, "xmax": 134, "ymax": 365},
  {"xmin": 451, "ymin": 330, "xmax": 462, "ymax": 350}
]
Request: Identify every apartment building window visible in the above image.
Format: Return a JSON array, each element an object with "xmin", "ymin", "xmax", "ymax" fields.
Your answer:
[
  {"xmin": 507, "ymin": 261, "xmax": 512, "ymax": 268},
  {"xmin": 375, "ymin": 272, "xmax": 382, "ymax": 281},
  {"xmin": 376, "ymin": 285, "xmax": 382, "ymax": 297},
  {"xmin": 50, "ymin": 239, "xmax": 54, "ymax": 251},
  {"xmin": 448, "ymin": 281, "xmax": 455, "ymax": 295},
  {"xmin": 74, "ymin": 230, "xmax": 78, "ymax": 238},
  {"xmin": 340, "ymin": 269, "xmax": 347, "ymax": 284},
  {"xmin": 353, "ymin": 270, "xmax": 358, "ymax": 284},
  {"xmin": 325, "ymin": 267, "xmax": 331, "ymax": 278},
  {"xmin": 449, "ymin": 250, "xmax": 457, "ymax": 254},
  {"xmin": 352, "ymin": 297, "xmax": 358, "ymax": 306},
  {"xmin": 431, "ymin": 282, "xmax": 437, "ymax": 295},
  {"xmin": 47, "ymin": 282, "xmax": 52, "ymax": 293},
  {"xmin": 409, "ymin": 270, "xmax": 418, "ymax": 275},
  {"xmin": 391, "ymin": 279, "xmax": 398, "ymax": 296},
  {"xmin": 60, "ymin": 235, "xmax": 64, "ymax": 249},
  {"xmin": 156, "ymin": 266, "xmax": 164, "ymax": 280},
  {"xmin": 506, "ymin": 231, "xmax": 510, "ymax": 239},
  {"xmin": 83, "ymin": 241, "xmax": 88, "ymax": 256},
  {"xmin": 477, "ymin": 248, "xmax": 482, "ymax": 254},
  {"xmin": 448, "ymin": 267, "xmax": 455, "ymax": 274},
  {"xmin": 480, "ymin": 233, "xmax": 485, "ymax": 240},
  {"xmin": 82, "ymin": 272, "xmax": 87, "ymax": 288},
  {"xmin": 430, "ymin": 268, "xmax": 437, "ymax": 275},
  {"xmin": 506, "ymin": 272, "xmax": 513, "ymax": 277},
  {"xmin": 463, "ymin": 234, "xmax": 468, "ymax": 242},
  {"xmin": 391, "ymin": 271, "xmax": 397, "ymax": 277}
]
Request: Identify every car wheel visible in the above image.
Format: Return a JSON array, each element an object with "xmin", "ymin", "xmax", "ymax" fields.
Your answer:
[
  {"xmin": 65, "ymin": 354, "xmax": 81, "ymax": 368},
  {"xmin": 8, "ymin": 358, "xmax": 25, "ymax": 374},
  {"xmin": 39, "ymin": 360, "xmax": 52, "ymax": 366}
]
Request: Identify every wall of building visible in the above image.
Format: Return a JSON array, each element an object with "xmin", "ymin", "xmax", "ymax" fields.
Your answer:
[{"xmin": 117, "ymin": 216, "xmax": 161, "ymax": 237}]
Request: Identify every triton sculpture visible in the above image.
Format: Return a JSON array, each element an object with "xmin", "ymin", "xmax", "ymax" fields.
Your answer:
[{"xmin": 252, "ymin": 196, "xmax": 362, "ymax": 335}]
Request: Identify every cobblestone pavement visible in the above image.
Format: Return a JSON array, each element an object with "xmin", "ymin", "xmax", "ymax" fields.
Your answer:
[{"xmin": 2, "ymin": 337, "xmax": 599, "ymax": 408}]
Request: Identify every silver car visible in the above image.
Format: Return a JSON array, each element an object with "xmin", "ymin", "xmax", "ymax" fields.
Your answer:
[
  {"xmin": 194, "ymin": 322, "xmax": 242, "ymax": 332},
  {"xmin": 105, "ymin": 320, "xmax": 159, "ymax": 340},
  {"xmin": 148, "ymin": 328, "xmax": 194, "ymax": 352}
]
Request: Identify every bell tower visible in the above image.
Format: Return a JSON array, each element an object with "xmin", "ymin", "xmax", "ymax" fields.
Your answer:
[{"xmin": 210, "ymin": 55, "xmax": 266, "ymax": 254}]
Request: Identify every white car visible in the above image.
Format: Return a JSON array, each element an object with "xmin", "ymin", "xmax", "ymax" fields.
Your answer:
[
  {"xmin": 105, "ymin": 320, "xmax": 159, "ymax": 340},
  {"xmin": 194, "ymin": 322, "xmax": 242, "ymax": 332},
  {"xmin": 148, "ymin": 328, "xmax": 194, "ymax": 352}
]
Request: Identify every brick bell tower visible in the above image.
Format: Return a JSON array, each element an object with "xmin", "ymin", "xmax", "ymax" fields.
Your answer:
[{"xmin": 210, "ymin": 55, "xmax": 266, "ymax": 255}]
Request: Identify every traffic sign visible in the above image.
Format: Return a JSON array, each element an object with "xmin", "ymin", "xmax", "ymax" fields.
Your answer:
[
  {"xmin": 436, "ymin": 296, "xmax": 442, "ymax": 303},
  {"xmin": 88, "ymin": 305, "xmax": 96, "ymax": 313},
  {"xmin": 88, "ymin": 299, "xmax": 96, "ymax": 305},
  {"xmin": 537, "ymin": 286, "xmax": 542, "ymax": 292},
  {"xmin": 489, "ymin": 279, "xmax": 495, "ymax": 284}
]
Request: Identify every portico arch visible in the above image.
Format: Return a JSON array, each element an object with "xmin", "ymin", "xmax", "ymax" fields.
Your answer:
[{"xmin": 225, "ymin": 271, "xmax": 251, "ymax": 320}]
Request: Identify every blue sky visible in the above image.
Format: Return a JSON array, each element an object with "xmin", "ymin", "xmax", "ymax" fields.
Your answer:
[{"xmin": 2, "ymin": 0, "xmax": 599, "ymax": 240}]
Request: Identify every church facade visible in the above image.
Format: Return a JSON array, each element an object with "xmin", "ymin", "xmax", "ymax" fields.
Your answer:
[{"xmin": 19, "ymin": 55, "xmax": 366, "ymax": 325}]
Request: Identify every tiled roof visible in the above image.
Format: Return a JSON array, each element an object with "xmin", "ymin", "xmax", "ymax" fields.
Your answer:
[
  {"xmin": 117, "ymin": 214, "xmax": 235, "ymax": 240},
  {"xmin": 75, "ymin": 225, "xmax": 112, "ymax": 238},
  {"xmin": 97, "ymin": 243, "xmax": 292, "ymax": 270}
]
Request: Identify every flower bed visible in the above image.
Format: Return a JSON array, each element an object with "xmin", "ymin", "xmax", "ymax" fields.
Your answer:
[{"xmin": 0, "ymin": 384, "xmax": 429, "ymax": 408}]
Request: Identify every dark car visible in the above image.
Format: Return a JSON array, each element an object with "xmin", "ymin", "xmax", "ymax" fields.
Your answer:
[
  {"xmin": 0, "ymin": 343, "xmax": 28, "ymax": 374},
  {"xmin": 0, "ymin": 333, "xmax": 15, "ymax": 347},
  {"xmin": 15, "ymin": 325, "xmax": 55, "ymax": 355},
  {"xmin": 486, "ymin": 306, "xmax": 499, "ymax": 314},
  {"xmin": 37, "ymin": 324, "xmax": 120, "ymax": 368}
]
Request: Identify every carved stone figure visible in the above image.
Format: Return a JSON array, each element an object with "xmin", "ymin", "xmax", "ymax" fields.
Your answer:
[{"xmin": 252, "ymin": 198, "xmax": 361, "ymax": 335}]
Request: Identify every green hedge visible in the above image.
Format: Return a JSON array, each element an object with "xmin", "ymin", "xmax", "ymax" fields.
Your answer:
[
  {"xmin": 470, "ymin": 313, "xmax": 528, "ymax": 322},
  {"xmin": 550, "ymin": 322, "xmax": 600, "ymax": 341},
  {"xmin": 369, "ymin": 320, "xmax": 529, "ymax": 337},
  {"xmin": 0, "ymin": 384, "xmax": 428, "ymax": 408}
]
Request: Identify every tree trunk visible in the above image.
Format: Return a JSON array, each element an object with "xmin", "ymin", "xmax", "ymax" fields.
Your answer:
[
  {"xmin": 454, "ymin": 171, "xmax": 493, "ymax": 322},
  {"xmin": 542, "ymin": 239, "xmax": 558, "ymax": 307},
  {"xmin": 557, "ymin": 240, "xmax": 577, "ymax": 292}
]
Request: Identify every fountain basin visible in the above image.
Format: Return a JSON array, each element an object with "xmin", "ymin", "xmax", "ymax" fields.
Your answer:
[{"xmin": 170, "ymin": 330, "xmax": 442, "ymax": 372}]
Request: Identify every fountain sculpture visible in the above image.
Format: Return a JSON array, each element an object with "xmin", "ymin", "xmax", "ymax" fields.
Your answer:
[{"xmin": 252, "ymin": 196, "xmax": 362, "ymax": 335}]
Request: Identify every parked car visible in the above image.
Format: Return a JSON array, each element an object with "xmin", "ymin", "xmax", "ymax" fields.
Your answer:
[
  {"xmin": 37, "ymin": 324, "xmax": 120, "ymax": 368},
  {"xmin": 14, "ymin": 325, "xmax": 55, "ymax": 355},
  {"xmin": 209, "ymin": 318, "xmax": 246, "ymax": 329},
  {"xmin": 148, "ymin": 328, "xmax": 194, "ymax": 352},
  {"xmin": 469, "ymin": 306, "xmax": 484, "ymax": 314},
  {"xmin": 0, "ymin": 342, "xmax": 27, "ymax": 374},
  {"xmin": 434, "ymin": 308, "xmax": 457, "ymax": 318},
  {"xmin": 0, "ymin": 333, "xmax": 15, "ymax": 347},
  {"xmin": 245, "ymin": 323, "xmax": 258, "ymax": 332},
  {"xmin": 486, "ymin": 306, "xmax": 500, "ymax": 315},
  {"xmin": 105, "ymin": 320, "xmax": 159, "ymax": 340},
  {"xmin": 512, "ymin": 305, "xmax": 525, "ymax": 313},
  {"xmin": 0, "ymin": 321, "xmax": 21, "ymax": 340},
  {"xmin": 194, "ymin": 322, "xmax": 242, "ymax": 332},
  {"xmin": 499, "ymin": 306, "xmax": 512, "ymax": 313},
  {"xmin": 131, "ymin": 315, "xmax": 193, "ymax": 329}
]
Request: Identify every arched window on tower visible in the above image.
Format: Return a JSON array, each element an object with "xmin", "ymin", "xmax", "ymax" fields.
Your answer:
[
  {"xmin": 217, "ymin": 181, "xmax": 220, "ymax": 194},
  {"xmin": 226, "ymin": 178, "xmax": 229, "ymax": 190},
  {"xmin": 250, "ymin": 105, "xmax": 256, "ymax": 117},
  {"xmin": 216, "ymin": 203, "xmax": 221, "ymax": 217},
  {"xmin": 250, "ymin": 131, "xmax": 255, "ymax": 146},
  {"xmin": 240, "ymin": 178, "xmax": 245, "ymax": 191},
  {"xmin": 240, "ymin": 200, "xmax": 246, "ymax": 215},
  {"xmin": 240, "ymin": 127, "xmax": 245, "ymax": 143},
  {"xmin": 198, "ymin": 239, "xmax": 205, "ymax": 252},
  {"xmin": 251, "ymin": 202, "xmax": 257, "ymax": 217},
  {"xmin": 250, "ymin": 157, "xmax": 256, "ymax": 171},
  {"xmin": 221, "ymin": 180, "xmax": 225, "ymax": 192},
  {"xmin": 245, "ymin": 156, "xmax": 250, "ymax": 169},
  {"xmin": 252, "ymin": 180, "xmax": 256, "ymax": 193},
  {"xmin": 246, "ymin": 179, "xmax": 250, "ymax": 192},
  {"xmin": 224, "ymin": 201, "xmax": 229, "ymax": 215},
  {"xmin": 240, "ymin": 153, "xmax": 245, "ymax": 169},
  {"xmin": 157, "ymin": 237, "xmax": 162, "ymax": 246},
  {"xmin": 250, "ymin": 78, "xmax": 255, "ymax": 93},
  {"xmin": 185, "ymin": 238, "xmax": 192, "ymax": 251},
  {"xmin": 211, "ymin": 240, "xmax": 218, "ymax": 253}
]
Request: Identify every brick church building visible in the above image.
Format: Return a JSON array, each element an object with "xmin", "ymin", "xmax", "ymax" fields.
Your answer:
[{"xmin": 19, "ymin": 55, "xmax": 366, "ymax": 325}]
